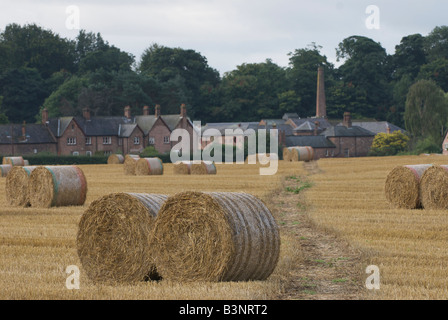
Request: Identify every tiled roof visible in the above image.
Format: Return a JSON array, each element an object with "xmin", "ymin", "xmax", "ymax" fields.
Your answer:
[
  {"xmin": 338, "ymin": 121, "xmax": 406, "ymax": 135},
  {"xmin": 321, "ymin": 125, "xmax": 376, "ymax": 137},
  {"xmin": 0, "ymin": 124, "xmax": 56, "ymax": 144},
  {"xmin": 285, "ymin": 135, "xmax": 336, "ymax": 148}
]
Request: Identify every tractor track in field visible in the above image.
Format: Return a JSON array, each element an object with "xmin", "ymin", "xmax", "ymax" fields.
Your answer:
[{"xmin": 268, "ymin": 169, "xmax": 366, "ymax": 300}]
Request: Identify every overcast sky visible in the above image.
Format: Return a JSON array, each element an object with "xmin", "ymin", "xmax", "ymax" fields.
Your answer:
[{"xmin": 1, "ymin": 0, "xmax": 446, "ymax": 75}]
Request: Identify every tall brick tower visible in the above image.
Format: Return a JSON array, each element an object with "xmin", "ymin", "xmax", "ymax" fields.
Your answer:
[{"xmin": 316, "ymin": 66, "xmax": 327, "ymax": 118}]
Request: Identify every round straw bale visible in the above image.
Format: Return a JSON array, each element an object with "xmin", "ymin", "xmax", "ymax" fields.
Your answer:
[
  {"xmin": 23, "ymin": 160, "xmax": 30, "ymax": 166},
  {"xmin": 3, "ymin": 156, "xmax": 25, "ymax": 166},
  {"xmin": 6, "ymin": 166, "xmax": 38, "ymax": 207},
  {"xmin": 173, "ymin": 161, "xmax": 192, "ymax": 175},
  {"xmin": 28, "ymin": 165, "xmax": 88, "ymax": 208},
  {"xmin": 191, "ymin": 161, "xmax": 217, "ymax": 175},
  {"xmin": 0, "ymin": 164, "xmax": 12, "ymax": 177},
  {"xmin": 77, "ymin": 193, "xmax": 168, "ymax": 284},
  {"xmin": 152, "ymin": 191, "xmax": 281, "ymax": 282},
  {"xmin": 283, "ymin": 148, "xmax": 291, "ymax": 162},
  {"xmin": 289, "ymin": 147, "xmax": 314, "ymax": 162},
  {"xmin": 420, "ymin": 165, "xmax": 448, "ymax": 209},
  {"xmin": 384, "ymin": 164, "xmax": 432, "ymax": 209},
  {"xmin": 123, "ymin": 154, "xmax": 140, "ymax": 175},
  {"xmin": 135, "ymin": 157, "xmax": 163, "ymax": 176},
  {"xmin": 107, "ymin": 154, "xmax": 124, "ymax": 164}
]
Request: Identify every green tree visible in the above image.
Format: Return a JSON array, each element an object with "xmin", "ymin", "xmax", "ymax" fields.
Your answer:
[
  {"xmin": 138, "ymin": 44, "xmax": 221, "ymax": 118},
  {"xmin": 418, "ymin": 58, "xmax": 448, "ymax": 92},
  {"xmin": 218, "ymin": 59, "xmax": 288, "ymax": 121},
  {"xmin": 336, "ymin": 36, "xmax": 392, "ymax": 119},
  {"xmin": 369, "ymin": 131, "xmax": 410, "ymax": 156},
  {"xmin": 287, "ymin": 43, "xmax": 334, "ymax": 117},
  {"xmin": 404, "ymin": 79, "xmax": 448, "ymax": 143},
  {"xmin": 0, "ymin": 96, "xmax": 9, "ymax": 124},
  {"xmin": 393, "ymin": 34, "xmax": 427, "ymax": 80},
  {"xmin": 0, "ymin": 67, "xmax": 48, "ymax": 123},
  {"xmin": 0, "ymin": 23, "xmax": 75, "ymax": 78},
  {"xmin": 424, "ymin": 26, "xmax": 448, "ymax": 62}
]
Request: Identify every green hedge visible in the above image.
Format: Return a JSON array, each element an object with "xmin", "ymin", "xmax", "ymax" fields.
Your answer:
[{"xmin": 21, "ymin": 155, "xmax": 108, "ymax": 166}]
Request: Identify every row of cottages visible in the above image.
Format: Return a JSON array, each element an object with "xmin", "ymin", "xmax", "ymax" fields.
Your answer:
[
  {"xmin": 201, "ymin": 66, "xmax": 406, "ymax": 160},
  {"xmin": 0, "ymin": 104, "xmax": 194, "ymax": 157}
]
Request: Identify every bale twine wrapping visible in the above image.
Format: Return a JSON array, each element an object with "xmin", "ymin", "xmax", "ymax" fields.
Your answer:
[
  {"xmin": 135, "ymin": 158, "xmax": 163, "ymax": 176},
  {"xmin": 2, "ymin": 156, "xmax": 25, "ymax": 166},
  {"xmin": 5, "ymin": 166, "xmax": 38, "ymax": 206},
  {"xmin": 0, "ymin": 164, "xmax": 12, "ymax": 177},
  {"xmin": 77, "ymin": 193, "xmax": 168, "ymax": 284},
  {"xmin": 107, "ymin": 154, "xmax": 124, "ymax": 164},
  {"xmin": 173, "ymin": 161, "xmax": 192, "ymax": 175},
  {"xmin": 152, "ymin": 191, "xmax": 281, "ymax": 282},
  {"xmin": 191, "ymin": 161, "xmax": 217, "ymax": 175},
  {"xmin": 123, "ymin": 155, "xmax": 140, "ymax": 175},
  {"xmin": 289, "ymin": 147, "xmax": 314, "ymax": 162},
  {"xmin": 28, "ymin": 166, "xmax": 88, "ymax": 208},
  {"xmin": 384, "ymin": 164, "xmax": 432, "ymax": 209},
  {"xmin": 420, "ymin": 165, "xmax": 448, "ymax": 209}
]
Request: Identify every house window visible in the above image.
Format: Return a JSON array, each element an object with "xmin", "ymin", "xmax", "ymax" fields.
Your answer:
[
  {"xmin": 86, "ymin": 151, "xmax": 92, "ymax": 157},
  {"xmin": 67, "ymin": 137, "xmax": 76, "ymax": 145},
  {"xmin": 149, "ymin": 137, "xmax": 155, "ymax": 145},
  {"xmin": 134, "ymin": 137, "xmax": 140, "ymax": 145},
  {"xmin": 85, "ymin": 137, "xmax": 92, "ymax": 145},
  {"xmin": 326, "ymin": 150, "xmax": 329, "ymax": 157},
  {"xmin": 103, "ymin": 137, "xmax": 112, "ymax": 145},
  {"xmin": 118, "ymin": 138, "xmax": 123, "ymax": 146},
  {"xmin": 445, "ymin": 143, "xmax": 448, "ymax": 150},
  {"xmin": 33, "ymin": 149, "xmax": 38, "ymax": 154},
  {"xmin": 344, "ymin": 148, "xmax": 350, "ymax": 158},
  {"xmin": 72, "ymin": 151, "xmax": 79, "ymax": 156},
  {"xmin": 164, "ymin": 136, "xmax": 170, "ymax": 144}
]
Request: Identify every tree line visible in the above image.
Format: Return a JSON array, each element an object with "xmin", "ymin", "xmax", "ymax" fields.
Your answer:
[{"xmin": 1, "ymin": 23, "xmax": 448, "ymax": 151}]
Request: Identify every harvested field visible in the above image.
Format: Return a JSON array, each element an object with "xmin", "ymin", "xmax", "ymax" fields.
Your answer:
[{"xmin": 0, "ymin": 155, "xmax": 447, "ymax": 300}]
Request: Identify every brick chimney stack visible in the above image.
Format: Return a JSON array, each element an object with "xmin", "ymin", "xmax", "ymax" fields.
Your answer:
[
  {"xmin": 155, "ymin": 104, "xmax": 161, "ymax": 118},
  {"xmin": 124, "ymin": 106, "xmax": 131, "ymax": 119},
  {"xmin": 343, "ymin": 112, "xmax": 352, "ymax": 128},
  {"xmin": 83, "ymin": 107, "xmax": 91, "ymax": 121},
  {"xmin": 316, "ymin": 66, "xmax": 327, "ymax": 118},
  {"xmin": 143, "ymin": 105, "xmax": 150, "ymax": 116},
  {"xmin": 314, "ymin": 121, "xmax": 319, "ymax": 136},
  {"xmin": 180, "ymin": 104, "xmax": 187, "ymax": 118},
  {"xmin": 41, "ymin": 108, "xmax": 49, "ymax": 125},
  {"xmin": 386, "ymin": 124, "xmax": 391, "ymax": 134}
]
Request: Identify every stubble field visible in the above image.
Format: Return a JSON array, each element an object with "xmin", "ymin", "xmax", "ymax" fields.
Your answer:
[{"xmin": 0, "ymin": 155, "xmax": 447, "ymax": 300}]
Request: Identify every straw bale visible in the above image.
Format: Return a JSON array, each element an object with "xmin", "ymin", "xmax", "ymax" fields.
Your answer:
[
  {"xmin": 6, "ymin": 166, "xmax": 38, "ymax": 206},
  {"xmin": 135, "ymin": 158, "xmax": 163, "ymax": 175},
  {"xmin": 0, "ymin": 164, "xmax": 12, "ymax": 177},
  {"xmin": 289, "ymin": 147, "xmax": 314, "ymax": 162},
  {"xmin": 384, "ymin": 164, "xmax": 432, "ymax": 209},
  {"xmin": 28, "ymin": 165, "xmax": 88, "ymax": 208},
  {"xmin": 420, "ymin": 165, "xmax": 448, "ymax": 209},
  {"xmin": 2, "ymin": 156, "xmax": 25, "ymax": 166},
  {"xmin": 190, "ymin": 161, "xmax": 217, "ymax": 175},
  {"xmin": 77, "ymin": 193, "xmax": 168, "ymax": 284},
  {"xmin": 108, "ymin": 154, "xmax": 124, "ymax": 164},
  {"xmin": 123, "ymin": 155, "xmax": 140, "ymax": 175},
  {"xmin": 283, "ymin": 148, "xmax": 291, "ymax": 162},
  {"xmin": 173, "ymin": 161, "xmax": 192, "ymax": 175},
  {"xmin": 152, "ymin": 191, "xmax": 281, "ymax": 282}
]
